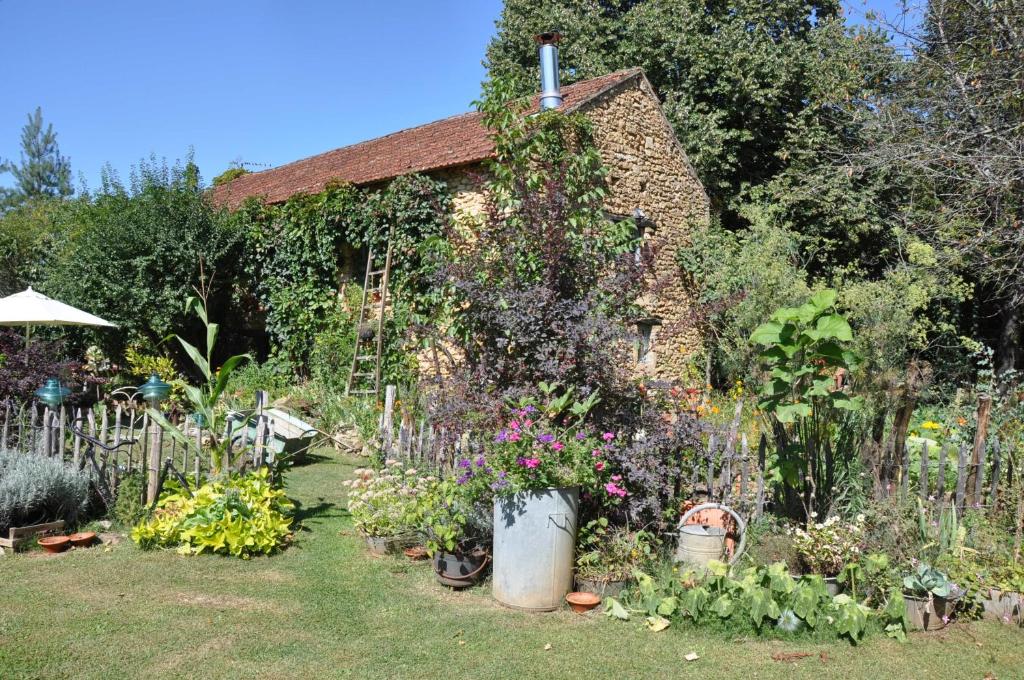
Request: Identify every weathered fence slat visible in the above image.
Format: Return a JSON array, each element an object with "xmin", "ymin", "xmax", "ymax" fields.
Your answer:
[
  {"xmin": 973, "ymin": 439, "xmax": 988, "ymax": 508},
  {"xmin": 955, "ymin": 443, "xmax": 969, "ymax": 510},
  {"xmin": 989, "ymin": 439, "xmax": 1002, "ymax": 508},
  {"xmin": 936, "ymin": 442, "xmax": 949, "ymax": 503},
  {"xmin": 919, "ymin": 441, "xmax": 930, "ymax": 502}
]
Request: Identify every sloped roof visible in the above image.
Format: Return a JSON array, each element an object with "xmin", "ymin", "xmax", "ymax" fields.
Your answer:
[{"xmin": 212, "ymin": 69, "xmax": 643, "ymax": 209}]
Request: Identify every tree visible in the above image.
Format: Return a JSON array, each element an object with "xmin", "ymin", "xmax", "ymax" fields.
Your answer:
[
  {"xmin": 1, "ymin": 107, "xmax": 73, "ymax": 209},
  {"xmin": 486, "ymin": 0, "xmax": 885, "ymax": 229},
  {"xmin": 41, "ymin": 156, "xmax": 247, "ymax": 364},
  {"xmin": 861, "ymin": 0, "xmax": 1024, "ymax": 370}
]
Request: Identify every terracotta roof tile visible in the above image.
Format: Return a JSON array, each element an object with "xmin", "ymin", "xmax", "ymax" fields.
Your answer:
[{"xmin": 212, "ymin": 69, "xmax": 642, "ymax": 209}]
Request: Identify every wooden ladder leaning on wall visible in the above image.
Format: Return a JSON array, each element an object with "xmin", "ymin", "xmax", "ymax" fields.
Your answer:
[{"xmin": 345, "ymin": 226, "xmax": 394, "ymax": 397}]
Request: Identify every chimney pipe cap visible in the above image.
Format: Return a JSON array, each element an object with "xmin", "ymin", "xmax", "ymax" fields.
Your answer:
[{"xmin": 534, "ymin": 31, "xmax": 562, "ymax": 45}]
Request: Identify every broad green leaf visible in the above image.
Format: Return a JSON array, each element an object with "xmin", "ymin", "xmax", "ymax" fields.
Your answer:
[
  {"xmin": 681, "ymin": 586, "xmax": 709, "ymax": 617},
  {"xmin": 794, "ymin": 302, "xmax": 819, "ymax": 324},
  {"xmin": 750, "ymin": 320, "xmax": 784, "ymax": 345},
  {"xmin": 792, "ymin": 583, "xmax": 820, "ymax": 627},
  {"xmin": 210, "ymin": 353, "xmax": 251, "ymax": 404},
  {"xmin": 604, "ymin": 597, "xmax": 630, "ymax": 621},
  {"xmin": 810, "ymin": 289, "xmax": 837, "ymax": 311},
  {"xmin": 814, "ymin": 314, "xmax": 853, "ymax": 342},
  {"xmin": 656, "ymin": 596, "xmax": 678, "ymax": 616},
  {"xmin": 774, "ymin": 402, "xmax": 811, "ymax": 423},
  {"xmin": 206, "ymin": 321, "xmax": 219, "ymax": 359},
  {"xmin": 745, "ymin": 588, "xmax": 780, "ymax": 626},
  {"xmin": 711, "ymin": 593, "xmax": 734, "ymax": 618},
  {"xmin": 177, "ymin": 336, "xmax": 212, "ymax": 382}
]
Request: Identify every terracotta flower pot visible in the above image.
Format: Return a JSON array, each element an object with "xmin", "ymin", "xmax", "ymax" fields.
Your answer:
[
  {"xmin": 404, "ymin": 546, "xmax": 428, "ymax": 561},
  {"xmin": 69, "ymin": 531, "xmax": 97, "ymax": 548},
  {"xmin": 38, "ymin": 536, "xmax": 70, "ymax": 554},
  {"xmin": 565, "ymin": 591, "xmax": 602, "ymax": 614}
]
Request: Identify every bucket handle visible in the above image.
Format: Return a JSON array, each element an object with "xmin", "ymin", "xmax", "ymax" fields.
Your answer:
[
  {"xmin": 677, "ymin": 502, "xmax": 747, "ymax": 566},
  {"xmin": 547, "ymin": 512, "xmax": 574, "ymax": 531},
  {"xmin": 434, "ymin": 553, "xmax": 491, "ymax": 581}
]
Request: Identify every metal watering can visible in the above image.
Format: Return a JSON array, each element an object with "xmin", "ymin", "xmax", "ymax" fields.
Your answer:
[{"xmin": 674, "ymin": 502, "xmax": 747, "ymax": 568}]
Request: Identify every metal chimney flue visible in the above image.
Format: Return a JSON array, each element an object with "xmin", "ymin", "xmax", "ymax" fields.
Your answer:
[{"xmin": 535, "ymin": 32, "xmax": 562, "ymax": 110}]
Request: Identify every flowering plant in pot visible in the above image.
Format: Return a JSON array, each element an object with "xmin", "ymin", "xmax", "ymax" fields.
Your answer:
[
  {"xmin": 486, "ymin": 383, "xmax": 628, "ymax": 611},
  {"xmin": 903, "ymin": 562, "xmax": 962, "ymax": 631},
  {"xmin": 343, "ymin": 461, "xmax": 432, "ymax": 555},
  {"xmin": 417, "ymin": 461, "xmax": 494, "ymax": 588},
  {"xmin": 791, "ymin": 514, "xmax": 864, "ymax": 593}
]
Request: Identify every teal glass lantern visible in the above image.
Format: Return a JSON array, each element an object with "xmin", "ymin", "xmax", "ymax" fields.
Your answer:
[
  {"xmin": 35, "ymin": 378, "xmax": 71, "ymax": 408},
  {"xmin": 138, "ymin": 373, "xmax": 171, "ymax": 405},
  {"xmin": 190, "ymin": 412, "xmax": 208, "ymax": 428}
]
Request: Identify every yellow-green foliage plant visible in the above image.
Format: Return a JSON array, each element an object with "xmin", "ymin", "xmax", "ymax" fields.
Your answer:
[{"xmin": 131, "ymin": 468, "xmax": 294, "ymax": 558}]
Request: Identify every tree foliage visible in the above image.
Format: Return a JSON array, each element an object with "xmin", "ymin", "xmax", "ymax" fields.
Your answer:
[
  {"xmin": 41, "ymin": 156, "xmax": 246, "ymax": 361},
  {"xmin": 1, "ymin": 107, "xmax": 72, "ymax": 210}
]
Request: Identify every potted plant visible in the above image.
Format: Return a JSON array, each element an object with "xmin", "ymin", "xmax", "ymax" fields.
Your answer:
[
  {"xmin": 343, "ymin": 461, "xmax": 430, "ymax": 555},
  {"xmin": 418, "ymin": 469, "xmax": 493, "ymax": 588},
  {"xmin": 979, "ymin": 564, "xmax": 1024, "ymax": 625},
  {"xmin": 575, "ymin": 518, "xmax": 654, "ymax": 598},
  {"xmin": 791, "ymin": 514, "xmax": 865, "ymax": 595},
  {"xmin": 487, "ymin": 384, "xmax": 623, "ymax": 611},
  {"xmin": 903, "ymin": 562, "xmax": 962, "ymax": 631}
]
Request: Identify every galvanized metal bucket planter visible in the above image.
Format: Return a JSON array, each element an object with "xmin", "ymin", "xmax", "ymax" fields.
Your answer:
[
  {"xmin": 492, "ymin": 487, "xmax": 579, "ymax": 611},
  {"xmin": 905, "ymin": 594, "xmax": 951, "ymax": 631}
]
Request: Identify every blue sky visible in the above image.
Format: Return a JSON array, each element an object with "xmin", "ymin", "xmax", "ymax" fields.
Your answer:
[{"xmin": 0, "ymin": 0, "xmax": 913, "ymax": 193}]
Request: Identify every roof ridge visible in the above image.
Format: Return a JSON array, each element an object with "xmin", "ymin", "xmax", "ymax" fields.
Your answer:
[{"xmin": 213, "ymin": 68, "xmax": 646, "ymax": 208}]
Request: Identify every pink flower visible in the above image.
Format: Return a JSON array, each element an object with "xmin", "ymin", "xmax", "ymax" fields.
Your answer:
[
  {"xmin": 551, "ymin": 441, "xmax": 565, "ymax": 451},
  {"xmin": 523, "ymin": 419, "xmax": 533, "ymax": 428},
  {"xmin": 509, "ymin": 420, "xmax": 520, "ymax": 431},
  {"xmin": 611, "ymin": 474, "xmax": 622, "ymax": 482},
  {"xmin": 595, "ymin": 461, "xmax": 605, "ymax": 471},
  {"xmin": 508, "ymin": 431, "xmax": 521, "ymax": 442},
  {"xmin": 602, "ymin": 432, "xmax": 615, "ymax": 442},
  {"xmin": 522, "ymin": 458, "xmax": 541, "ymax": 469},
  {"xmin": 591, "ymin": 449, "xmax": 601, "ymax": 457},
  {"xmin": 604, "ymin": 482, "xmax": 628, "ymax": 498}
]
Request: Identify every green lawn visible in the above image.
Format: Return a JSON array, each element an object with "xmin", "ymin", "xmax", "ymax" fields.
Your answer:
[{"xmin": 1, "ymin": 452, "xmax": 1021, "ymax": 680}]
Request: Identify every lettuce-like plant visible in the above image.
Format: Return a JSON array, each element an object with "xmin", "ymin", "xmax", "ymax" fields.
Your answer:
[{"xmin": 131, "ymin": 467, "xmax": 293, "ymax": 558}]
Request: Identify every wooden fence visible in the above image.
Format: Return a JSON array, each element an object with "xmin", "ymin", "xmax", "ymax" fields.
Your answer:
[
  {"xmin": 374, "ymin": 384, "xmax": 1017, "ymax": 520},
  {"xmin": 0, "ymin": 392, "xmax": 279, "ymax": 504},
  {"xmin": 375, "ymin": 385, "xmax": 769, "ymax": 518}
]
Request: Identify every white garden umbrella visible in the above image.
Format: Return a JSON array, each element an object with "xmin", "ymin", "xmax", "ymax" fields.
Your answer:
[{"xmin": 0, "ymin": 287, "xmax": 115, "ymax": 344}]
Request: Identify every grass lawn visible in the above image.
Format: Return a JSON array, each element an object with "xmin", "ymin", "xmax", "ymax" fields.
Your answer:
[{"xmin": 1, "ymin": 451, "xmax": 1021, "ymax": 680}]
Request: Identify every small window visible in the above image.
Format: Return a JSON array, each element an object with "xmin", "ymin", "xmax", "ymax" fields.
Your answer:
[
  {"xmin": 635, "ymin": 318, "xmax": 660, "ymax": 367},
  {"xmin": 631, "ymin": 209, "xmax": 655, "ymax": 264}
]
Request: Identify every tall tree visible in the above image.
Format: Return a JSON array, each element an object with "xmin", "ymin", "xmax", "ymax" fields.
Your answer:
[
  {"xmin": 862, "ymin": 0, "xmax": 1024, "ymax": 370},
  {"xmin": 1, "ymin": 107, "xmax": 73, "ymax": 208},
  {"xmin": 485, "ymin": 0, "xmax": 886, "ymax": 231}
]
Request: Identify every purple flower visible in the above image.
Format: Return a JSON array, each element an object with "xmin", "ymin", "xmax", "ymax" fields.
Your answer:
[
  {"xmin": 456, "ymin": 473, "xmax": 470, "ymax": 485},
  {"xmin": 475, "ymin": 455, "xmax": 486, "ymax": 468},
  {"xmin": 523, "ymin": 405, "xmax": 537, "ymax": 413},
  {"xmin": 537, "ymin": 433, "xmax": 555, "ymax": 444},
  {"xmin": 494, "ymin": 430, "xmax": 508, "ymax": 443},
  {"xmin": 575, "ymin": 432, "xmax": 586, "ymax": 441},
  {"xmin": 457, "ymin": 458, "xmax": 471, "ymax": 469}
]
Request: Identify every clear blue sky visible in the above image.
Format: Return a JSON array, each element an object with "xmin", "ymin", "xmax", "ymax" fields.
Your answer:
[{"xmin": 0, "ymin": 0, "xmax": 912, "ymax": 193}]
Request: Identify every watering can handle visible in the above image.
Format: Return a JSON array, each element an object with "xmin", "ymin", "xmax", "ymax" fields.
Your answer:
[{"xmin": 677, "ymin": 502, "xmax": 747, "ymax": 566}]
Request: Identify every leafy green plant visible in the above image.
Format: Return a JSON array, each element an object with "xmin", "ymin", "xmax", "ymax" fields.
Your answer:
[
  {"xmin": 576, "ymin": 518, "xmax": 656, "ymax": 583},
  {"xmin": 791, "ymin": 514, "xmax": 865, "ymax": 576},
  {"xmin": 750, "ymin": 290, "xmax": 863, "ymax": 518},
  {"xmin": 416, "ymin": 469, "xmax": 493, "ymax": 555},
  {"xmin": 903, "ymin": 562, "xmax": 958, "ymax": 599},
  {"xmin": 608, "ymin": 560, "xmax": 903, "ymax": 644},
  {"xmin": 131, "ymin": 467, "xmax": 293, "ymax": 558},
  {"xmin": 148, "ymin": 295, "xmax": 251, "ymax": 474},
  {"xmin": 111, "ymin": 471, "xmax": 146, "ymax": 527}
]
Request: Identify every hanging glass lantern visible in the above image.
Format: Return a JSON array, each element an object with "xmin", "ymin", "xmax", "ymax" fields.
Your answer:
[
  {"xmin": 138, "ymin": 373, "xmax": 171, "ymax": 405},
  {"xmin": 35, "ymin": 378, "xmax": 70, "ymax": 408}
]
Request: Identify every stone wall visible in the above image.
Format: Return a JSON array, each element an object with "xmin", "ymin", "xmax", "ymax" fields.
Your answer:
[
  {"xmin": 426, "ymin": 75, "xmax": 709, "ymax": 383},
  {"xmin": 581, "ymin": 75, "xmax": 710, "ymax": 381}
]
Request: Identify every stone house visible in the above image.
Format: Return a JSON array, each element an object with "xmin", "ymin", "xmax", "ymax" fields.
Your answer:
[{"xmin": 213, "ymin": 67, "xmax": 710, "ymax": 381}]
